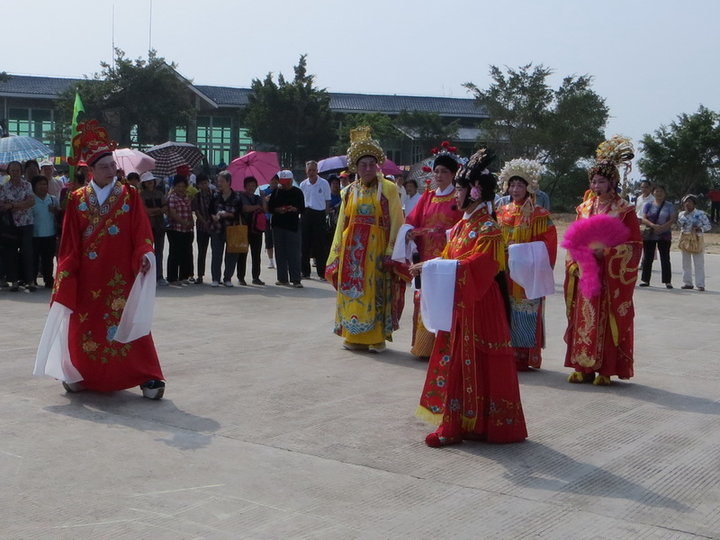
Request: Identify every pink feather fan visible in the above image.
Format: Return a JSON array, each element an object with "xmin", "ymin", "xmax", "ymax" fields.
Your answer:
[{"xmin": 561, "ymin": 214, "xmax": 629, "ymax": 298}]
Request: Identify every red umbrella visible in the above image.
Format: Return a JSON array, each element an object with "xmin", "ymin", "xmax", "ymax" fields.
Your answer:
[{"xmin": 227, "ymin": 151, "xmax": 281, "ymax": 190}]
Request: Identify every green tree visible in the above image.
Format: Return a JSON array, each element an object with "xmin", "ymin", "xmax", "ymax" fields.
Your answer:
[
  {"xmin": 244, "ymin": 55, "xmax": 336, "ymax": 167},
  {"xmin": 464, "ymin": 64, "xmax": 609, "ymax": 210},
  {"xmin": 639, "ymin": 106, "xmax": 720, "ymax": 198},
  {"xmin": 396, "ymin": 111, "xmax": 460, "ymax": 158},
  {"xmin": 334, "ymin": 113, "xmax": 400, "ymax": 155},
  {"xmin": 55, "ymin": 49, "xmax": 194, "ymax": 148}
]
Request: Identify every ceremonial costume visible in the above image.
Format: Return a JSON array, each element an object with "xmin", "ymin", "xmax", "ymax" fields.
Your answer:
[
  {"xmin": 562, "ymin": 136, "xmax": 641, "ymax": 385},
  {"xmin": 416, "ymin": 149, "xmax": 526, "ymax": 446},
  {"xmin": 496, "ymin": 159, "xmax": 557, "ymax": 370},
  {"xmin": 326, "ymin": 127, "xmax": 408, "ymax": 349},
  {"xmin": 34, "ymin": 121, "xmax": 164, "ymax": 397},
  {"xmin": 400, "ymin": 144, "xmax": 464, "ymax": 357}
]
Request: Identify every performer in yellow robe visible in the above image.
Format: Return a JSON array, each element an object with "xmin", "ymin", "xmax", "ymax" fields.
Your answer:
[{"xmin": 326, "ymin": 127, "xmax": 408, "ymax": 353}]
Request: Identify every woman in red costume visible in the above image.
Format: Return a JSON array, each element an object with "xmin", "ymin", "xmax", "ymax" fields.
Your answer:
[
  {"xmin": 412, "ymin": 149, "xmax": 527, "ymax": 447},
  {"xmin": 398, "ymin": 142, "xmax": 463, "ymax": 357},
  {"xmin": 496, "ymin": 159, "xmax": 557, "ymax": 370},
  {"xmin": 34, "ymin": 120, "xmax": 165, "ymax": 399},
  {"xmin": 563, "ymin": 136, "xmax": 641, "ymax": 386}
]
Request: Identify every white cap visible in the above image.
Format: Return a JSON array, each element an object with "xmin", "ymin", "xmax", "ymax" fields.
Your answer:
[
  {"xmin": 278, "ymin": 170, "xmax": 293, "ymax": 179},
  {"xmin": 139, "ymin": 171, "xmax": 158, "ymax": 183},
  {"xmin": 39, "ymin": 159, "xmax": 53, "ymax": 168}
]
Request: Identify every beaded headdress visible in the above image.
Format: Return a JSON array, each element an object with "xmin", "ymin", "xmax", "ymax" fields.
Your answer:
[
  {"xmin": 346, "ymin": 126, "xmax": 385, "ymax": 173},
  {"xmin": 499, "ymin": 158, "xmax": 543, "ymax": 194}
]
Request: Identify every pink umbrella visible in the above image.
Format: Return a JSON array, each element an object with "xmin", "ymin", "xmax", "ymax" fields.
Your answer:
[
  {"xmin": 113, "ymin": 148, "xmax": 156, "ymax": 175},
  {"xmin": 227, "ymin": 151, "xmax": 281, "ymax": 190},
  {"xmin": 381, "ymin": 158, "xmax": 403, "ymax": 176}
]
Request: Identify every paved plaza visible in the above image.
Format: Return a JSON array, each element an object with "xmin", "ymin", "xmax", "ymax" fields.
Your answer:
[{"xmin": 1, "ymin": 248, "xmax": 719, "ymax": 539}]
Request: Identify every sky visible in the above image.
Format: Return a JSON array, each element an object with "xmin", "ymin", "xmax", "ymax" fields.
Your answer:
[{"xmin": 2, "ymin": 0, "xmax": 719, "ymax": 164}]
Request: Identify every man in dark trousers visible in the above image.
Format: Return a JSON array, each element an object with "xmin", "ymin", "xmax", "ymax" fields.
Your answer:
[
  {"xmin": 268, "ymin": 170, "xmax": 305, "ymax": 288},
  {"xmin": 299, "ymin": 160, "xmax": 331, "ymax": 280}
]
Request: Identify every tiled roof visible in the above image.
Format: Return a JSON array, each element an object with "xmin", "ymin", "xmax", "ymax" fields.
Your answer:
[
  {"xmin": 2, "ymin": 75, "xmax": 486, "ymax": 119},
  {"xmin": 329, "ymin": 93, "xmax": 487, "ymax": 118},
  {"xmin": 194, "ymin": 85, "xmax": 252, "ymax": 107},
  {"xmin": 0, "ymin": 75, "xmax": 81, "ymax": 98}
]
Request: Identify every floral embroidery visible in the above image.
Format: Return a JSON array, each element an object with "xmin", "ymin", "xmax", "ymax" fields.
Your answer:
[
  {"xmin": 81, "ymin": 333, "xmax": 99, "ymax": 353},
  {"xmin": 121, "ymin": 203, "xmax": 130, "ymax": 212},
  {"xmin": 111, "ymin": 297, "xmax": 126, "ymax": 311},
  {"xmin": 78, "ymin": 202, "xmax": 88, "ymax": 212},
  {"xmin": 108, "ymin": 224, "xmax": 120, "ymax": 235},
  {"xmin": 88, "ymin": 251, "xmax": 97, "ymax": 260}
]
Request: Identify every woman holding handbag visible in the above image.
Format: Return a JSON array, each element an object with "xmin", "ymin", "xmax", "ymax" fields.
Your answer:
[
  {"xmin": 677, "ymin": 194, "xmax": 711, "ymax": 291},
  {"xmin": 236, "ymin": 176, "xmax": 265, "ymax": 286},
  {"xmin": 639, "ymin": 185, "xmax": 676, "ymax": 288},
  {"xmin": 209, "ymin": 171, "xmax": 242, "ymax": 287}
]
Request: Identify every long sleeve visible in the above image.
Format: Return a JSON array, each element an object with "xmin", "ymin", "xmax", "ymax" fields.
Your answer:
[{"xmin": 384, "ymin": 180, "xmax": 404, "ymax": 256}]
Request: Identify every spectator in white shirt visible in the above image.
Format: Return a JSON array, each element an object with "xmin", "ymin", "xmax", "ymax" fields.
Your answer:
[
  {"xmin": 635, "ymin": 180, "xmax": 655, "ymax": 218},
  {"xmin": 403, "ymin": 179, "xmax": 422, "ymax": 215},
  {"xmin": 299, "ymin": 160, "xmax": 331, "ymax": 280}
]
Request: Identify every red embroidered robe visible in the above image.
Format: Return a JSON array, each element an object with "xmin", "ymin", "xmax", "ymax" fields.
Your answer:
[
  {"xmin": 405, "ymin": 187, "xmax": 463, "ymax": 356},
  {"xmin": 53, "ymin": 182, "xmax": 164, "ymax": 391},
  {"xmin": 563, "ymin": 194, "xmax": 641, "ymax": 378},
  {"xmin": 416, "ymin": 206, "xmax": 527, "ymax": 443},
  {"xmin": 496, "ymin": 199, "xmax": 558, "ymax": 369}
]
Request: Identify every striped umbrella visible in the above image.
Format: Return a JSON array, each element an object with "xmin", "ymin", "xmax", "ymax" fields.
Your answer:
[
  {"xmin": 0, "ymin": 135, "xmax": 52, "ymax": 164},
  {"xmin": 145, "ymin": 141, "xmax": 204, "ymax": 178}
]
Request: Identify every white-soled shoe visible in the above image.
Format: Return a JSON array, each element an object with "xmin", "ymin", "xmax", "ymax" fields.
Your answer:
[{"xmin": 140, "ymin": 380, "xmax": 165, "ymax": 400}]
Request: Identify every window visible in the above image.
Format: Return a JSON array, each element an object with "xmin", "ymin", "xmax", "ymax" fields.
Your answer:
[
  {"xmin": 197, "ymin": 116, "xmax": 232, "ymax": 166},
  {"xmin": 8, "ymin": 108, "xmax": 31, "ymax": 137}
]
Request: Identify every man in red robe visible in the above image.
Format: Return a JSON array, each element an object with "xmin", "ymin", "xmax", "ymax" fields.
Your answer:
[{"xmin": 34, "ymin": 120, "xmax": 165, "ymax": 399}]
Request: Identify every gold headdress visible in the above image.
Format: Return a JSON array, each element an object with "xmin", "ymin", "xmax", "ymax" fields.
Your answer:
[
  {"xmin": 588, "ymin": 135, "xmax": 634, "ymax": 184},
  {"xmin": 346, "ymin": 126, "xmax": 385, "ymax": 172},
  {"xmin": 499, "ymin": 158, "xmax": 543, "ymax": 194}
]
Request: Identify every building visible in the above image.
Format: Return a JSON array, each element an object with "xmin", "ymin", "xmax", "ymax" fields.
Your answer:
[{"xmin": 0, "ymin": 74, "xmax": 488, "ymax": 167}]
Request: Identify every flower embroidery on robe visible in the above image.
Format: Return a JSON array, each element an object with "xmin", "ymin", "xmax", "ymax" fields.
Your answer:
[{"xmin": 108, "ymin": 225, "xmax": 120, "ymax": 235}]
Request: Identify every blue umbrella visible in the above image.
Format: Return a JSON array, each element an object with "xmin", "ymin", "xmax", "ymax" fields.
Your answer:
[{"xmin": 0, "ymin": 135, "xmax": 52, "ymax": 164}]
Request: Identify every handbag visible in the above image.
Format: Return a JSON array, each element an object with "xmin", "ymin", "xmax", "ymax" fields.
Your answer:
[
  {"xmin": 678, "ymin": 231, "xmax": 703, "ymax": 254},
  {"xmin": 251, "ymin": 210, "xmax": 267, "ymax": 233},
  {"xmin": 226, "ymin": 224, "xmax": 249, "ymax": 253},
  {"xmin": 0, "ymin": 209, "xmax": 19, "ymax": 246},
  {"xmin": 642, "ymin": 200, "xmax": 666, "ymax": 241}
]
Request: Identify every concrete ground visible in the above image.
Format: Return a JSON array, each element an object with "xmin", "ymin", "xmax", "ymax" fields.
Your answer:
[{"xmin": 1, "ymin": 248, "xmax": 719, "ymax": 539}]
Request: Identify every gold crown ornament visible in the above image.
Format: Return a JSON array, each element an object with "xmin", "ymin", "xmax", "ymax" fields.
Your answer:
[
  {"xmin": 588, "ymin": 135, "xmax": 634, "ymax": 184},
  {"xmin": 346, "ymin": 126, "xmax": 385, "ymax": 172}
]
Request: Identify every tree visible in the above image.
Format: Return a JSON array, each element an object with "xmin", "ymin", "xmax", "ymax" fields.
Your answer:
[
  {"xmin": 244, "ymin": 55, "xmax": 336, "ymax": 168},
  {"xmin": 639, "ymin": 106, "xmax": 720, "ymax": 198},
  {"xmin": 333, "ymin": 113, "xmax": 400, "ymax": 155},
  {"xmin": 55, "ymin": 49, "xmax": 194, "ymax": 148},
  {"xmin": 396, "ymin": 111, "xmax": 460, "ymax": 158},
  {"xmin": 464, "ymin": 64, "xmax": 609, "ymax": 210}
]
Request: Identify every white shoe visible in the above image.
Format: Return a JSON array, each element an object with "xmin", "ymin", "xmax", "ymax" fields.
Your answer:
[
  {"xmin": 210, "ymin": 281, "xmax": 220, "ymax": 287},
  {"xmin": 157, "ymin": 278, "xmax": 169, "ymax": 286},
  {"xmin": 368, "ymin": 342, "xmax": 387, "ymax": 354},
  {"xmin": 223, "ymin": 280, "xmax": 234, "ymax": 287}
]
